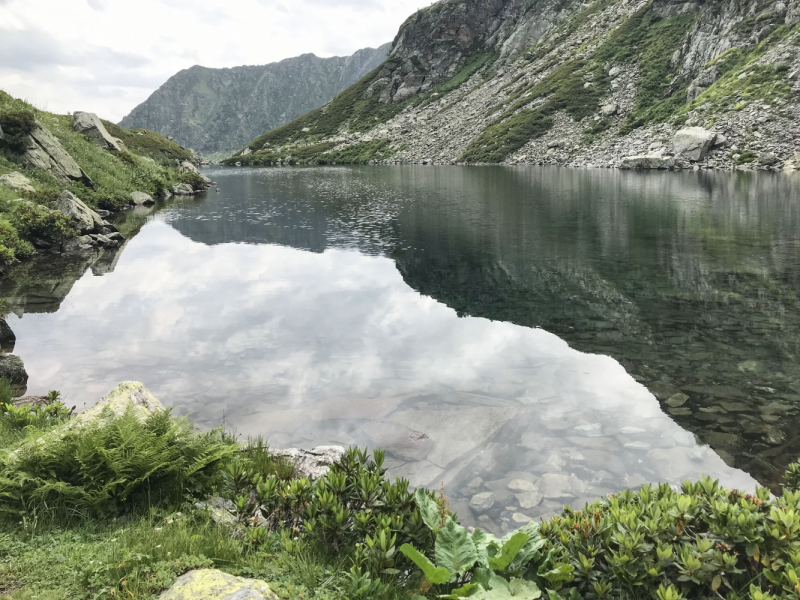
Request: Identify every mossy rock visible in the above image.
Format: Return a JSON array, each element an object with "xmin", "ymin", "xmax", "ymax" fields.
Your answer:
[{"xmin": 158, "ymin": 569, "xmax": 278, "ymax": 600}]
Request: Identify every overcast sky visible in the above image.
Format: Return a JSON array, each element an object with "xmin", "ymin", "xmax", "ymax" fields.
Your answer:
[{"xmin": 0, "ymin": 0, "xmax": 430, "ymax": 122}]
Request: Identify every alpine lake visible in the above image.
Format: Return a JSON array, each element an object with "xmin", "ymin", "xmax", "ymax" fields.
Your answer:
[{"xmin": 5, "ymin": 165, "xmax": 800, "ymax": 534}]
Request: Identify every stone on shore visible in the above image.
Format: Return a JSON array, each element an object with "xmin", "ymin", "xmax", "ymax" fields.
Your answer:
[
  {"xmin": 271, "ymin": 445, "xmax": 346, "ymax": 479},
  {"xmin": 72, "ymin": 112, "xmax": 123, "ymax": 152},
  {"xmin": 0, "ymin": 172, "xmax": 35, "ymax": 193},
  {"xmin": 0, "ymin": 354, "xmax": 27, "ymax": 396},
  {"xmin": 172, "ymin": 183, "xmax": 195, "ymax": 196},
  {"xmin": 159, "ymin": 569, "xmax": 278, "ymax": 600},
  {"xmin": 56, "ymin": 190, "xmax": 104, "ymax": 234},
  {"xmin": 673, "ymin": 127, "xmax": 717, "ymax": 161},
  {"xmin": 620, "ymin": 152, "xmax": 676, "ymax": 170},
  {"xmin": 131, "ymin": 191, "xmax": 155, "ymax": 206},
  {"xmin": 179, "ymin": 161, "xmax": 200, "ymax": 175}
]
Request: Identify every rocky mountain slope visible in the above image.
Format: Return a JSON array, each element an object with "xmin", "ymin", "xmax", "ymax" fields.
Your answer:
[
  {"xmin": 228, "ymin": 0, "xmax": 800, "ymax": 171},
  {"xmin": 120, "ymin": 45, "xmax": 391, "ymax": 159}
]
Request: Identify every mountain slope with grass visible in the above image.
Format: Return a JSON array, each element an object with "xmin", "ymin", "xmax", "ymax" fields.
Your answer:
[
  {"xmin": 0, "ymin": 90, "xmax": 206, "ymax": 263},
  {"xmin": 119, "ymin": 45, "xmax": 391, "ymax": 160},
  {"xmin": 227, "ymin": 0, "xmax": 800, "ymax": 171}
]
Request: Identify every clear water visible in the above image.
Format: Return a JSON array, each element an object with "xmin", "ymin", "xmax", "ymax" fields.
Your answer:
[{"xmin": 5, "ymin": 165, "xmax": 800, "ymax": 533}]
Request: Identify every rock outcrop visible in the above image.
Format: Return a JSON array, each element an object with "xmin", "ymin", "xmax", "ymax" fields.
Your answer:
[
  {"xmin": 72, "ymin": 111, "xmax": 124, "ymax": 152},
  {"xmin": 158, "ymin": 569, "xmax": 277, "ymax": 600},
  {"xmin": 0, "ymin": 318, "xmax": 15, "ymax": 353},
  {"xmin": 172, "ymin": 183, "xmax": 195, "ymax": 196},
  {"xmin": 21, "ymin": 121, "xmax": 93, "ymax": 187},
  {"xmin": 120, "ymin": 44, "xmax": 391, "ymax": 157},
  {"xmin": 272, "ymin": 445, "xmax": 346, "ymax": 479},
  {"xmin": 0, "ymin": 172, "xmax": 35, "ymax": 193},
  {"xmin": 75, "ymin": 381, "xmax": 164, "ymax": 424},
  {"xmin": 620, "ymin": 152, "xmax": 676, "ymax": 170},
  {"xmin": 56, "ymin": 190, "xmax": 105, "ymax": 234}
]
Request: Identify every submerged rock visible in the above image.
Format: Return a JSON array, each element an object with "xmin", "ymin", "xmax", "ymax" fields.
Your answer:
[
  {"xmin": 470, "ymin": 492, "xmax": 495, "ymax": 511},
  {"xmin": 0, "ymin": 172, "xmax": 35, "ymax": 193},
  {"xmin": 72, "ymin": 111, "xmax": 123, "ymax": 152},
  {"xmin": 271, "ymin": 445, "xmax": 345, "ymax": 479},
  {"xmin": 620, "ymin": 152, "xmax": 676, "ymax": 170},
  {"xmin": 0, "ymin": 354, "xmax": 27, "ymax": 396},
  {"xmin": 159, "ymin": 569, "xmax": 278, "ymax": 600}
]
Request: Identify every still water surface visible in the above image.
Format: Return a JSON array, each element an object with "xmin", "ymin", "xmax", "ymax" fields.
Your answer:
[{"xmin": 4, "ymin": 166, "xmax": 800, "ymax": 532}]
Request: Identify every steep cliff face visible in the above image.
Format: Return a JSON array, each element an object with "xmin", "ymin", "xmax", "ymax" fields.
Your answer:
[
  {"xmin": 231, "ymin": 0, "xmax": 800, "ymax": 171},
  {"xmin": 119, "ymin": 45, "xmax": 390, "ymax": 158}
]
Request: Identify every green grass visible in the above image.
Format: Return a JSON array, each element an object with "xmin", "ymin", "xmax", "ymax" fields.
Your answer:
[{"xmin": 224, "ymin": 139, "xmax": 395, "ymax": 167}]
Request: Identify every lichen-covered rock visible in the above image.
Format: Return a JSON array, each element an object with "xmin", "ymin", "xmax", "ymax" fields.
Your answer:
[
  {"xmin": 0, "ymin": 354, "xmax": 27, "ymax": 396},
  {"xmin": 271, "ymin": 445, "xmax": 345, "ymax": 479},
  {"xmin": 72, "ymin": 112, "xmax": 123, "ymax": 152},
  {"xmin": 159, "ymin": 569, "xmax": 278, "ymax": 600},
  {"xmin": 172, "ymin": 183, "xmax": 195, "ymax": 196},
  {"xmin": 0, "ymin": 172, "xmax": 35, "ymax": 193},
  {"xmin": 179, "ymin": 160, "xmax": 200, "ymax": 174},
  {"xmin": 75, "ymin": 381, "xmax": 165, "ymax": 424},
  {"xmin": 672, "ymin": 127, "xmax": 717, "ymax": 162},
  {"xmin": 131, "ymin": 191, "xmax": 155, "ymax": 206},
  {"xmin": 57, "ymin": 190, "xmax": 105, "ymax": 234},
  {"xmin": 22, "ymin": 122, "xmax": 93, "ymax": 187}
]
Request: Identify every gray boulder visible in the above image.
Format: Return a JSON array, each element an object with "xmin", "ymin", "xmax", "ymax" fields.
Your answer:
[
  {"xmin": 172, "ymin": 183, "xmax": 195, "ymax": 196},
  {"xmin": 179, "ymin": 161, "xmax": 200, "ymax": 174},
  {"xmin": 57, "ymin": 190, "xmax": 104, "ymax": 234},
  {"xmin": 130, "ymin": 191, "xmax": 155, "ymax": 206},
  {"xmin": 21, "ymin": 121, "xmax": 93, "ymax": 187},
  {"xmin": 673, "ymin": 127, "xmax": 717, "ymax": 161},
  {"xmin": 620, "ymin": 152, "xmax": 676, "ymax": 170},
  {"xmin": 72, "ymin": 112, "xmax": 123, "ymax": 152},
  {"xmin": 271, "ymin": 445, "xmax": 345, "ymax": 479},
  {"xmin": 159, "ymin": 569, "xmax": 278, "ymax": 600},
  {"xmin": 0, "ymin": 172, "xmax": 35, "ymax": 193},
  {"xmin": 600, "ymin": 103, "xmax": 618, "ymax": 117},
  {"xmin": 0, "ymin": 354, "xmax": 28, "ymax": 396}
]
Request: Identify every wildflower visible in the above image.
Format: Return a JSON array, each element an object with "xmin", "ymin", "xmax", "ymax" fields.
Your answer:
[
  {"xmin": 154, "ymin": 527, "xmax": 162, "ymax": 532},
  {"xmin": 110, "ymin": 538, "xmax": 117, "ymax": 542},
  {"xmin": 155, "ymin": 544, "xmax": 162, "ymax": 548}
]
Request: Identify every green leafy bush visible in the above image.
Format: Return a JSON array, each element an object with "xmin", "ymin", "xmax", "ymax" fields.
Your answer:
[
  {"xmin": 10, "ymin": 203, "xmax": 77, "ymax": 243},
  {"xmin": 0, "ymin": 219, "xmax": 34, "ymax": 262},
  {"xmin": 0, "ymin": 110, "xmax": 36, "ymax": 153}
]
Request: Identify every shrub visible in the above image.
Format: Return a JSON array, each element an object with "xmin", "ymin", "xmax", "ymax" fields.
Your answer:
[
  {"xmin": 10, "ymin": 203, "xmax": 77, "ymax": 243},
  {"xmin": 0, "ymin": 407, "xmax": 238, "ymax": 520},
  {"xmin": 0, "ymin": 110, "xmax": 36, "ymax": 154},
  {"xmin": 0, "ymin": 219, "xmax": 34, "ymax": 262}
]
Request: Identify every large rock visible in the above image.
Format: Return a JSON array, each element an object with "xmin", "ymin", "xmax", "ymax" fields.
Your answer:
[
  {"xmin": 271, "ymin": 445, "xmax": 345, "ymax": 479},
  {"xmin": 620, "ymin": 153, "xmax": 676, "ymax": 170},
  {"xmin": 0, "ymin": 354, "xmax": 27, "ymax": 396},
  {"xmin": 673, "ymin": 127, "xmax": 717, "ymax": 162},
  {"xmin": 22, "ymin": 122, "xmax": 93, "ymax": 187},
  {"xmin": 75, "ymin": 381, "xmax": 165, "ymax": 424},
  {"xmin": 131, "ymin": 191, "xmax": 155, "ymax": 206},
  {"xmin": 179, "ymin": 161, "xmax": 200, "ymax": 174},
  {"xmin": 159, "ymin": 569, "xmax": 278, "ymax": 600},
  {"xmin": 72, "ymin": 112, "xmax": 123, "ymax": 152},
  {"xmin": 0, "ymin": 318, "xmax": 16, "ymax": 353},
  {"xmin": 0, "ymin": 172, "xmax": 35, "ymax": 193},
  {"xmin": 172, "ymin": 183, "xmax": 195, "ymax": 196},
  {"xmin": 56, "ymin": 190, "xmax": 104, "ymax": 234}
]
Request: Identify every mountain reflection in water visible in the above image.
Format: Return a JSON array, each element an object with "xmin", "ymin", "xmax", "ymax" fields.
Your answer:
[{"xmin": 3, "ymin": 165, "xmax": 798, "ymax": 532}]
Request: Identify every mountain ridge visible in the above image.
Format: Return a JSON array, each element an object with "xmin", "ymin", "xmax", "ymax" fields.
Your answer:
[
  {"xmin": 120, "ymin": 44, "xmax": 391, "ymax": 159},
  {"xmin": 228, "ymin": 0, "xmax": 800, "ymax": 172}
]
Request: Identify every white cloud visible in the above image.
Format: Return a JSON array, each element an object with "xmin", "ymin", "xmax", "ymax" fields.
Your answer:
[{"xmin": 0, "ymin": 0, "xmax": 432, "ymax": 121}]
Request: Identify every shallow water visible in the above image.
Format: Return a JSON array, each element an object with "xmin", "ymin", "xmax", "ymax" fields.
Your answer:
[{"xmin": 4, "ymin": 165, "xmax": 800, "ymax": 532}]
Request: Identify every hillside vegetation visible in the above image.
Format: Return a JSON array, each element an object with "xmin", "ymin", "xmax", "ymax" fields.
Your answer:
[
  {"xmin": 0, "ymin": 91, "xmax": 199, "ymax": 262},
  {"xmin": 226, "ymin": 0, "xmax": 800, "ymax": 170}
]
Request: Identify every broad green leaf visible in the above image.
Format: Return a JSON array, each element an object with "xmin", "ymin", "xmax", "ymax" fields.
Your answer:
[
  {"xmin": 489, "ymin": 532, "xmax": 530, "ymax": 572},
  {"xmin": 440, "ymin": 583, "xmax": 481, "ymax": 598},
  {"xmin": 400, "ymin": 543, "xmax": 451, "ymax": 585},
  {"xmin": 472, "ymin": 567, "xmax": 493, "ymax": 589},
  {"xmin": 415, "ymin": 487, "xmax": 444, "ymax": 533},
  {"xmin": 540, "ymin": 563, "xmax": 575, "ymax": 586},
  {"xmin": 472, "ymin": 529, "xmax": 492, "ymax": 568},
  {"xmin": 436, "ymin": 519, "xmax": 479, "ymax": 575},
  {"xmin": 501, "ymin": 522, "xmax": 540, "ymax": 545},
  {"xmin": 508, "ymin": 578, "xmax": 542, "ymax": 598},
  {"xmin": 472, "ymin": 575, "xmax": 542, "ymax": 599}
]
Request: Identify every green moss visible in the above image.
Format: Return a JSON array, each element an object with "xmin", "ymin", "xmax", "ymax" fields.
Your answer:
[
  {"xmin": 0, "ymin": 110, "xmax": 36, "ymax": 153},
  {"xmin": 317, "ymin": 139, "xmax": 395, "ymax": 164},
  {"xmin": 224, "ymin": 139, "xmax": 394, "ymax": 167},
  {"xmin": 736, "ymin": 150, "xmax": 758, "ymax": 164}
]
